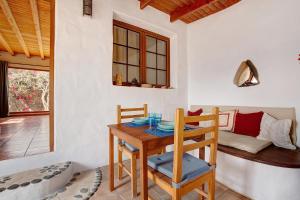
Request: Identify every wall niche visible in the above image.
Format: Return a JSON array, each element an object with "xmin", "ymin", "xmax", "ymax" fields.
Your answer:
[{"xmin": 234, "ymin": 60, "xmax": 259, "ymax": 87}]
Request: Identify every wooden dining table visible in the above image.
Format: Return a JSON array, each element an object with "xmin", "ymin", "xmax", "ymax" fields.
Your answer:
[{"xmin": 107, "ymin": 123, "xmax": 205, "ymax": 200}]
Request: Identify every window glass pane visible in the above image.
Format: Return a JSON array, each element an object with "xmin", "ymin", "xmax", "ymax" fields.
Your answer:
[
  {"xmin": 146, "ymin": 52, "xmax": 156, "ymax": 68},
  {"xmin": 128, "ymin": 66, "xmax": 139, "ymax": 83},
  {"xmin": 157, "ymin": 40, "xmax": 166, "ymax": 55},
  {"xmin": 157, "ymin": 70, "xmax": 166, "ymax": 85},
  {"xmin": 128, "ymin": 48, "xmax": 139, "ymax": 66},
  {"xmin": 157, "ymin": 55, "xmax": 166, "ymax": 70},
  {"xmin": 146, "ymin": 36, "xmax": 156, "ymax": 53},
  {"xmin": 8, "ymin": 68, "xmax": 49, "ymax": 112},
  {"xmin": 113, "ymin": 26, "xmax": 127, "ymax": 45},
  {"xmin": 112, "ymin": 63, "xmax": 127, "ymax": 83},
  {"xmin": 113, "ymin": 44, "xmax": 127, "ymax": 63},
  {"xmin": 146, "ymin": 68, "xmax": 156, "ymax": 85},
  {"xmin": 128, "ymin": 30, "xmax": 139, "ymax": 48}
]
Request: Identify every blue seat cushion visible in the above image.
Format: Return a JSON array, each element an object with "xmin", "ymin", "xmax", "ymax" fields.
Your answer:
[
  {"xmin": 148, "ymin": 152, "xmax": 210, "ymax": 184},
  {"xmin": 123, "ymin": 142, "xmax": 139, "ymax": 152}
]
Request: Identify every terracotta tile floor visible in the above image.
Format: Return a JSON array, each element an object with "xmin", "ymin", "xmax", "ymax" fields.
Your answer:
[
  {"xmin": 92, "ymin": 164, "xmax": 251, "ymax": 200},
  {"xmin": 0, "ymin": 115, "xmax": 49, "ymax": 161}
]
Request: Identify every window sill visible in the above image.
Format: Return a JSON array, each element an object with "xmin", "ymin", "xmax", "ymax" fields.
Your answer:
[{"xmin": 112, "ymin": 84, "xmax": 174, "ymax": 90}]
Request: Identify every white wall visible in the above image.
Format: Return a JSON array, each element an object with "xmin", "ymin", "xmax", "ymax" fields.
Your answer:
[
  {"xmin": 187, "ymin": 0, "xmax": 300, "ymax": 146},
  {"xmin": 0, "ymin": 0, "xmax": 188, "ymax": 176},
  {"xmin": 187, "ymin": 0, "xmax": 300, "ymax": 199}
]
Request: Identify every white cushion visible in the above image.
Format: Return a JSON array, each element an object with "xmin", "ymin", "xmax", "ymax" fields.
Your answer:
[
  {"xmin": 257, "ymin": 113, "xmax": 273, "ymax": 141},
  {"xmin": 219, "ymin": 110, "xmax": 237, "ymax": 131},
  {"xmin": 216, "ymin": 131, "xmax": 272, "ymax": 154},
  {"xmin": 206, "ymin": 131, "xmax": 271, "ymax": 154},
  {"xmin": 258, "ymin": 113, "xmax": 296, "ymax": 150},
  {"xmin": 200, "ymin": 110, "xmax": 237, "ymax": 131}
]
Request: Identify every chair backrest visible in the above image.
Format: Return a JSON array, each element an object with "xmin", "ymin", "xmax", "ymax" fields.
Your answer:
[
  {"xmin": 117, "ymin": 104, "xmax": 148, "ymax": 124},
  {"xmin": 172, "ymin": 107, "xmax": 219, "ymax": 184}
]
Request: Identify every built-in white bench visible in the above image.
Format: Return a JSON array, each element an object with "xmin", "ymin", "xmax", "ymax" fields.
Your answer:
[{"xmin": 191, "ymin": 105, "xmax": 300, "ymax": 200}]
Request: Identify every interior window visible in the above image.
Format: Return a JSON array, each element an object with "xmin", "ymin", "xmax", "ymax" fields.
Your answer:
[{"xmin": 112, "ymin": 20, "xmax": 170, "ymax": 87}]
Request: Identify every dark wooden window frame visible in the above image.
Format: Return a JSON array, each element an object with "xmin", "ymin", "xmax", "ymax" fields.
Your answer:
[{"xmin": 113, "ymin": 20, "xmax": 170, "ymax": 87}]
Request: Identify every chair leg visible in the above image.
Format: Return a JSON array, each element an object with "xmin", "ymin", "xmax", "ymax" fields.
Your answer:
[
  {"xmin": 117, "ymin": 144, "xmax": 123, "ymax": 180},
  {"xmin": 172, "ymin": 189, "xmax": 181, "ymax": 200},
  {"xmin": 208, "ymin": 173, "xmax": 216, "ymax": 200},
  {"xmin": 131, "ymin": 154, "xmax": 137, "ymax": 198},
  {"xmin": 211, "ymin": 171, "xmax": 216, "ymax": 199},
  {"xmin": 198, "ymin": 184, "xmax": 205, "ymax": 200}
]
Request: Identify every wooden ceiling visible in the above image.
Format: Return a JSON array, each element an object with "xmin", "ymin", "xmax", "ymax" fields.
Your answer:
[
  {"xmin": 0, "ymin": 0, "xmax": 50, "ymax": 59},
  {"xmin": 139, "ymin": 0, "xmax": 240, "ymax": 24}
]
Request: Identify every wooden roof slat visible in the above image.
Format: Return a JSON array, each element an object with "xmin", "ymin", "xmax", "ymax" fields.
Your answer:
[
  {"xmin": 0, "ymin": 31, "xmax": 13, "ymax": 55},
  {"xmin": 140, "ymin": 0, "xmax": 154, "ymax": 9},
  {"xmin": 138, "ymin": 0, "xmax": 240, "ymax": 24},
  {"xmin": 29, "ymin": 0, "xmax": 44, "ymax": 59},
  {"xmin": 170, "ymin": 0, "xmax": 210, "ymax": 22},
  {"xmin": 215, "ymin": 1, "xmax": 226, "ymax": 9},
  {"xmin": 0, "ymin": 0, "xmax": 30, "ymax": 57}
]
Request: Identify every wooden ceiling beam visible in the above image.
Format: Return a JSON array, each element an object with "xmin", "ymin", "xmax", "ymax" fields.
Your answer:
[
  {"xmin": 170, "ymin": 0, "xmax": 212, "ymax": 22},
  {"xmin": 0, "ymin": 0, "xmax": 30, "ymax": 57},
  {"xmin": 140, "ymin": 0, "xmax": 153, "ymax": 9},
  {"xmin": 0, "ymin": 32, "xmax": 14, "ymax": 55},
  {"xmin": 30, "ymin": 0, "xmax": 44, "ymax": 59}
]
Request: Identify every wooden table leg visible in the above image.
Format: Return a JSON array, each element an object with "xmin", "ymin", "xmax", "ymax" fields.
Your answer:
[
  {"xmin": 109, "ymin": 129, "xmax": 114, "ymax": 191},
  {"xmin": 140, "ymin": 143, "xmax": 148, "ymax": 200}
]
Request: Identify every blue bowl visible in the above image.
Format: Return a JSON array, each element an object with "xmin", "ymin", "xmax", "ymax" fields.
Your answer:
[
  {"xmin": 132, "ymin": 117, "xmax": 148, "ymax": 124},
  {"xmin": 158, "ymin": 122, "xmax": 174, "ymax": 130},
  {"xmin": 157, "ymin": 127, "xmax": 174, "ymax": 132}
]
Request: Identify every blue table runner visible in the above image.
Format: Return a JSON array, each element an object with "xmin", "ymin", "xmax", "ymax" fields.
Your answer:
[
  {"xmin": 144, "ymin": 126, "xmax": 196, "ymax": 137},
  {"xmin": 123, "ymin": 122, "xmax": 148, "ymax": 127},
  {"xmin": 123, "ymin": 122, "xmax": 197, "ymax": 137}
]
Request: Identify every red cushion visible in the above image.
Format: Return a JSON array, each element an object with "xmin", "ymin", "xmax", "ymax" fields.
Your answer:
[
  {"xmin": 234, "ymin": 111, "xmax": 264, "ymax": 137},
  {"xmin": 187, "ymin": 109, "xmax": 203, "ymax": 126}
]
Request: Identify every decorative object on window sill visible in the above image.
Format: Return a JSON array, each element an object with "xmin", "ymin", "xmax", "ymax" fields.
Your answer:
[
  {"xmin": 234, "ymin": 60, "xmax": 260, "ymax": 87},
  {"xmin": 83, "ymin": 0, "xmax": 92, "ymax": 16},
  {"xmin": 131, "ymin": 78, "xmax": 139, "ymax": 87},
  {"xmin": 115, "ymin": 73, "xmax": 122, "ymax": 86}
]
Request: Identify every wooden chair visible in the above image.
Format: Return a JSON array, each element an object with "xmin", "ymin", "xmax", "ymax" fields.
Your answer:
[
  {"xmin": 117, "ymin": 104, "xmax": 148, "ymax": 197},
  {"xmin": 147, "ymin": 107, "xmax": 219, "ymax": 200}
]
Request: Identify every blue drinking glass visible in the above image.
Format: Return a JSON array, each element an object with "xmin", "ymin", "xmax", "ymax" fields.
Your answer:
[
  {"xmin": 155, "ymin": 113, "xmax": 162, "ymax": 125},
  {"xmin": 148, "ymin": 113, "xmax": 156, "ymax": 129}
]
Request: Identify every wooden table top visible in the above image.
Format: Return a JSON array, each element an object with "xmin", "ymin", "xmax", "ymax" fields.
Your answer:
[
  {"xmin": 108, "ymin": 124, "xmax": 169, "ymax": 142},
  {"xmin": 108, "ymin": 123, "xmax": 204, "ymax": 151}
]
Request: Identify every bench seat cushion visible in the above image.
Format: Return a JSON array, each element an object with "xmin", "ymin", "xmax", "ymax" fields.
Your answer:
[
  {"xmin": 215, "ymin": 131, "xmax": 272, "ymax": 154},
  {"xmin": 148, "ymin": 152, "xmax": 210, "ymax": 184}
]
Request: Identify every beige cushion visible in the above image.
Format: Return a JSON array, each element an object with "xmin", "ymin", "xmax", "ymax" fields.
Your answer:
[
  {"xmin": 214, "ymin": 131, "xmax": 272, "ymax": 154},
  {"xmin": 200, "ymin": 110, "xmax": 237, "ymax": 131},
  {"xmin": 219, "ymin": 110, "xmax": 237, "ymax": 132}
]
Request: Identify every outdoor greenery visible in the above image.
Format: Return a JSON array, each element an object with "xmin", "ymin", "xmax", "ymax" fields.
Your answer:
[{"xmin": 8, "ymin": 68, "xmax": 49, "ymax": 112}]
